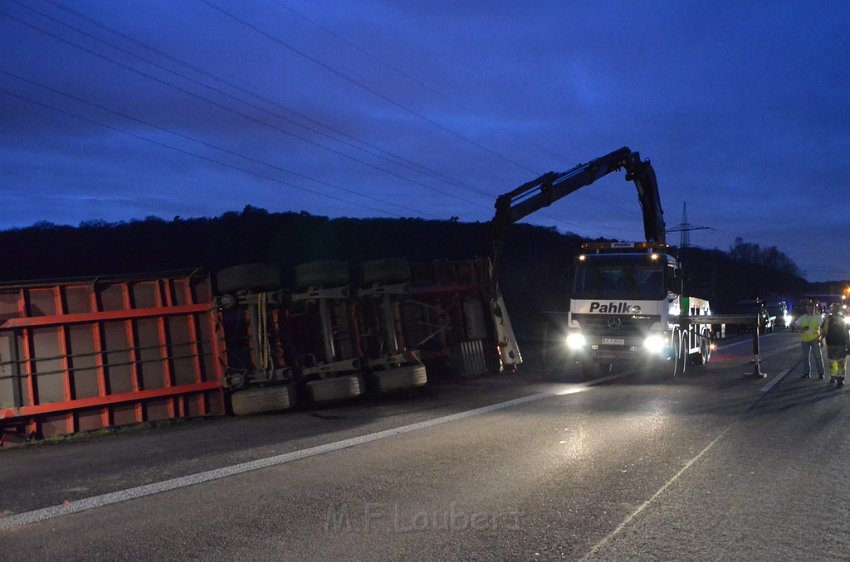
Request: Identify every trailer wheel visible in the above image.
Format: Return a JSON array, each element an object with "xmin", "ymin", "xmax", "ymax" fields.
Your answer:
[
  {"xmin": 230, "ymin": 385, "xmax": 293, "ymax": 416},
  {"xmin": 306, "ymin": 374, "xmax": 364, "ymax": 402},
  {"xmin": 360, "ymin": 257, "xmax": 411, "ymax": 285},
  {"xmin": 294, "ymin": 261, "xmax": 350, "ymax": 289},
  {"xmin": 217, "ymin": 263, "xmax": 281, "ymax": 294},
  {"xmin": 372, "ymin": 365, "xmax": 427, "ymax": 392}
]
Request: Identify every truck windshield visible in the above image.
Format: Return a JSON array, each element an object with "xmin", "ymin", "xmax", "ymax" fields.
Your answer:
[{"xmin": 572, "ymin": 260, "xmax": 666, "ymax": 300}]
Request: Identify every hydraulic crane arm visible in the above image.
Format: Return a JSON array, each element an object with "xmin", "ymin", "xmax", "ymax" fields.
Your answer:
[{"xmin": 491, "ymin": 146, "xmax": 666, "ymax": 280}]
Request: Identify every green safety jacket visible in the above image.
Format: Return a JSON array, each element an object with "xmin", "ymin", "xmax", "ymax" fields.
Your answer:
[{"xmin": 796, "ymin": 314, "xmax": 822, "ymax": 342}]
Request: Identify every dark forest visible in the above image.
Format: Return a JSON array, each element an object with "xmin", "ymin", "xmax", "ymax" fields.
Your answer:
[{"xmin": 0, "ymin": 206, "xmax": 841, "ymax": 343}]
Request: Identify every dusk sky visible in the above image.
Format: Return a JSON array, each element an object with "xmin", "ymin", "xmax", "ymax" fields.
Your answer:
[{"xmin": 1, "ymin": 1, "xmax": 849, "ymax": 281}]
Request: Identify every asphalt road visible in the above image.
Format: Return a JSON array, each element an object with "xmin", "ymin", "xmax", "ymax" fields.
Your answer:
[{"xmin": 2, "ymin": 330, "xmax": 847, "ymax": 561}]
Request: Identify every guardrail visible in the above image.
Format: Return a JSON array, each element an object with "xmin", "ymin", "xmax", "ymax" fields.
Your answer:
[{"xmin": 696, "ymin": 314, "xmax": 765, "ymax": 377}]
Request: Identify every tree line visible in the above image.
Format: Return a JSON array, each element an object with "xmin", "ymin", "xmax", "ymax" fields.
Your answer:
[{"xmin": 0, "ymin": 206, "xmax": 839, "ymax": 340}]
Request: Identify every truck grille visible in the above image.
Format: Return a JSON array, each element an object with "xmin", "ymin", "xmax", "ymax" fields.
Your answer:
[{"xmin": 573, "ymin": 314, "xmax": 659, "ymax": 336}]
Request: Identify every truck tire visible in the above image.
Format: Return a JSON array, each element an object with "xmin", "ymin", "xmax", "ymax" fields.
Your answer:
[
  {"xmin": 658, "ymin": 331, "xmax": 686, "ymax": 377},
  {"xmin": 230, "ymin": 385, "xmax": 293, "ymax": 415},
  {"xmin": 360, "ymin": 257, "xmax": 411, "ymax": 285},
  {"xmin": 294, "ymin": 261, "xmax": 350, "ymax": 289},
  {"xmin": 677, "ymin": 333, "xmax": 688, "ymax": 375},
  {"xmin": 696, "ymin": 330, "xmax": 712, "ymax": 365},
  {"xmin": 372, "ymin": 365, "xmax": 427, "ymax": 392},
  {"xmin": 306, "ymin": 374, "xmax": 364, "ymax": 402},
  {"xmin": 217, "ymin": 263, "xmax": 281, "ymax": 294}
]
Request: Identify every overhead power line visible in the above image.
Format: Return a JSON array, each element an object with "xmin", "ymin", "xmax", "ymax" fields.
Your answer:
[
  {"xmin": 2, "ymin": 2, "xmax": 641, "ymax": 239},
  {"xmin": 1, "ymin": 70, "xmax": 440, "ymax": 219},
  {"xmin": 268, "ymin": 0, "xmax": 642, "ymax": 220},
  {"xmin": 272, "ymin": 0, "xmax": 572, "ymax": 165},
  {"xmin": 0, "ymin": 7, "xmax": 492, "ymax": 212},
  {"xmin": 200, "ymin": 0, "xmax": 538, "ymax": 174},
  {"xmin": 40, "ymin": 0, "xmax": 497, "ymax": 199},
  {"xmin": 0, "ymin": 87, "xmax": 409, "ymax": 218}
]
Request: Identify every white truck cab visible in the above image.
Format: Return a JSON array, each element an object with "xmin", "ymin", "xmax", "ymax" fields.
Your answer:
[{"xmin": 565, "ymin": 241, "xmax": 713, "ymax": 377}]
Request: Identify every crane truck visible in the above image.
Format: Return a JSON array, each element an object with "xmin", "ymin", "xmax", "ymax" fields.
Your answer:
[{"xmin": 492, "ymin": 147, "xmax": 713, "ymax": 377}]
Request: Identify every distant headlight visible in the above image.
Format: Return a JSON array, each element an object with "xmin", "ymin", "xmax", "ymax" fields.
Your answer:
[
  {"xmin": 644, "ymin": 334, "xmax": 665, "ymax": 353},
  {"xmin": 566, "ymin": 333, "xmax": 586, "ymax": 349}
]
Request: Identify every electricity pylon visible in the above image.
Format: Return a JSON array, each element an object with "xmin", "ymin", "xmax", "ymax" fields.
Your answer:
[{"xmin": 666, "ymin": 202, "xmax": 711, "ymax": 248}]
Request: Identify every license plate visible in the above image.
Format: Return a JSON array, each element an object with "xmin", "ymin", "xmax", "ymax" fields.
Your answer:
[{"xmin": 602, "ymin": 338, "xmax": 625, "ymax": 345}]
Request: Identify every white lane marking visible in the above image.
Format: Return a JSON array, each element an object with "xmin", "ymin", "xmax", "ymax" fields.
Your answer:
[
  {"xmin": 0, "ymin": 360, "xmax": 766, "ymax": 533},
  {"xmin": 580, "ymin": 424, "xmax": 734, "ymax": 561},
  {"xmin": 1, "ymin": 386, "xmax": 604, "ymax": 532},
  {"xmin": 760, "ymin": 367, "xmax": 793, "ymax": 393}
]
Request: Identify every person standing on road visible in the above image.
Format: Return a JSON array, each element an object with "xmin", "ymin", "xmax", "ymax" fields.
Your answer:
[
  {"xmin": 794, "ymin": 302, "xmax": 825, "ymax": 379},
  {"xmin": 822, "ymin": 303, "xmax": 849, "ymax": 387}
]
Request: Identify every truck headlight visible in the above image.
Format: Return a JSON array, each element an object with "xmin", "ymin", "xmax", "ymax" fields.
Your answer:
[
  {"xmin": 566, "ymin": 333, "xmax": 586, "ymax": 349},
  {"xmin": 643, "ymin": 334, "xmax": 665, "ymax": 353}
]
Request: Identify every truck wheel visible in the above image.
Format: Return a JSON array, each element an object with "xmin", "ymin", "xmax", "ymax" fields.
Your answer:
[
  {"xmin": 230, "ymin": 385, "xmax": 293, "ymax": 415},
  {"xmin": 294, "ymin": 261, "xmax": 350, "ymax": 289},
  {"xmin": 217, "ymin": 263, "xmax": 281, "ymax": 294},
  {"xmin": 659, "ymin": 331, "xmax": 685, "ymax": 377},
  {"xmin": 360, "ymin": 258, "xmax": 411, "ymax": 285},
  {"xmin": 306, "ymin": 374, "xmax": 364, "ymax": 402},
  {"xmin": 697, "ymin": 331, "xmax": 712, "ymax": 365},
  {"xmin": 372, "ymin": 365, "xmax": 427, "ymax": 392},
  {"xmin": 677, "ymin": 333, "xmax": 688, "ymax": 375}
]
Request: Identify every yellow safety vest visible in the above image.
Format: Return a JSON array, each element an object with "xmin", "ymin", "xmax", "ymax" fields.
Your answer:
[{"xmin": 798, "ymin": 315, "xmax": 821, "ymax": 341}]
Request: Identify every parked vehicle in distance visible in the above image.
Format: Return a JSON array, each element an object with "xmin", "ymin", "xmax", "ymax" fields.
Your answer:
[
  {"xmin": 727, "ymin": 299, "xmax": 775, "ymax": 334},
  {"xmin": 766, "ymin": 301, "xmax": 790, "ymax": 329},
  {"xmin": 789, "ymin": 299, "xmax": 829, "ymax": 332}
]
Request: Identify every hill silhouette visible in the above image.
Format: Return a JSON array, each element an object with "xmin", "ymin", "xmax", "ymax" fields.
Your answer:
[{"xmin": 1, "ymin": 206, "xmax": 839, "ymax": 349}]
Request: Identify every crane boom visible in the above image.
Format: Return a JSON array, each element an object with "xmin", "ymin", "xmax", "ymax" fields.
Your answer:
[{"xmin": 491, "ymin": 147, "xmax": 666, "ymax": 277}]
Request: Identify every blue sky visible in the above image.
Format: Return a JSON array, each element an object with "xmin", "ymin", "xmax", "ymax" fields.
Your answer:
[{"xmin": 1, "ymin": 0, "xmax": 849, "ymax": 281}]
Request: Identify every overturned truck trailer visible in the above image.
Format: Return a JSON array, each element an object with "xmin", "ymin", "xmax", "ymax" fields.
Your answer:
[
  {"xmin": 0, "ymin": 258, "xmax": 521, "ymax": 443},
  {"xmin": 0, "ymin": 271, "xmax": 225, "ymax": 446},
  {"xmin": 217, "ymin": 256, "xmax": 522, "ymax": 415}
]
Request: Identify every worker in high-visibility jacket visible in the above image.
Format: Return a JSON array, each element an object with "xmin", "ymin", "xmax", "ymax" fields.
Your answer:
[
  {"xmin": 793, "ymin": 302, "xmax": 824, "ymax": 379},
  {"xmin": 822, "ymin": 303, "xmax": 850, "ymax": 387}
]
